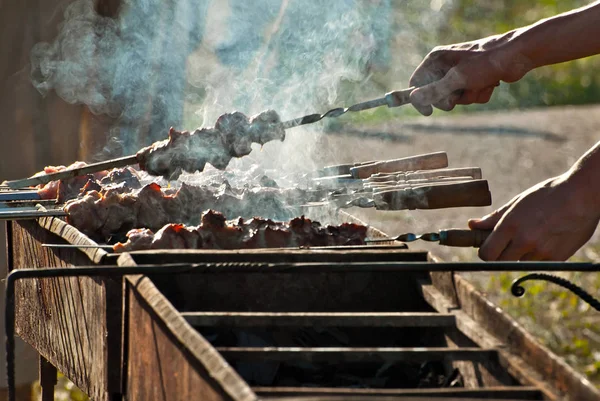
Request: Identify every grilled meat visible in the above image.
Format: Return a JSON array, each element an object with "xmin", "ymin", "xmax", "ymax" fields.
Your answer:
[
  {"xmin": 136, "ymin": 110, "xmax": 285, "ymax": 179},
  {"xmin": 113, "ymin": 210, "xmax": 367, "ymax": 252},
  {"xmin": 64, "ymin": 182, "xmax": 306, "ymax": 240},
  {"xmin": 36, "ymin": 164, "xmax": 141, "ymax": 202}
]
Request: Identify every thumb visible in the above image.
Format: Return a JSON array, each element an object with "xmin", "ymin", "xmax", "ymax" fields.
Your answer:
[
  {"xmin": 468, "ymin": 203, "xmax": 511, "ymax": 230},
  {"xmin": 410, "ymin": 67, "xmax": 465, "ymax": 107}
]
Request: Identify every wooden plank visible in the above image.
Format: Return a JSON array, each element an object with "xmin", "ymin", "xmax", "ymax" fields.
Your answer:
[
  {"xmin": 215, "ymin": 347, "xmax": 497, "ymax": 363},
  {"xmin": 125, "ymin": 248, "xmax": 429, "ymax": 265},
  {"xmin": 38, "ymin": 216, "xmax": 108, "ymax": 264},
  {"xmin": 138, "ymin": 269, "xmax": 431, "ymax": 313},
  {"xmin": 125, "ymin": 275, "xmax": 257, "ymax": 401},
  {"xmin": 10, "ymin": 220, "xmax": 121, "ymax": 401},
  {"xmin": 453, "ymin": 274, "xmax": 600, "ymax": 401},
  {"xmin": 253, "ymin": 386, "xmax": 543, "ymax": 400},
  {"xmin": 260, "ymin": 397, "xmax": 537, "ymax": 401},
  {"xmin": 420, "ymin": 281, "xmax": 561, "ymax": 400},
  {"xmin": 182, "ymin": 312, "xmax": 455, "ymax": 328}
]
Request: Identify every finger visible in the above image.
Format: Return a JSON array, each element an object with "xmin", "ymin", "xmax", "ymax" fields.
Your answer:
[
  {"xmin": 410, "ymin": 67, "xmax": 465, "ymax": 108},
  {"xmin": 412, "ymin": 103, "xmax": 434, "ymax": 116},
  {"xmin": 455, "ymin": 90, "xmax": 480, "ymax": 105},
  {"xmin": 478, "ymin": 227, "xmax": 512, "ymax": 261},
  {"xmin": 433, "ymin": 91, "xmax": 462, "ymax": 111},
  {"xmin": 475, "ymin": 86, "xmax": 495, "ymax": 104},
  {"xmin": 520, "ymin": 252, "xmax": 539, "ymax": 261},
  {"xmin": 497, "ymin": 240, "xmax": 532, "ymax": 261},
  {"xmin": 468, "ymin": 205, "xmax": 511, "ymax": 230}
]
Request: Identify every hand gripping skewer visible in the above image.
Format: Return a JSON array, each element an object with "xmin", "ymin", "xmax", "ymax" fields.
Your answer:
[{"xmin": 3, "ymin": 88, "xmax": 415, "ymax": 190}]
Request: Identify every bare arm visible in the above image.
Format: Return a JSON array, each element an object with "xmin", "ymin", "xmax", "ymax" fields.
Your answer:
[
  {"xmin": 514, "ymin": 1, "xmax": 600, "ymax": 70},
  {"xmin": 409, "ymin": 1, "xmax": 600, "ymax": 115}
]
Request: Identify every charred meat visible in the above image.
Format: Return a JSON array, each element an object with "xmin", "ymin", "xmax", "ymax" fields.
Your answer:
[
  {"xmin": 136, "ymin": 110, "xmax": 285, "ymax": 179},
  {"xmin": 36, "ymin": 164, "xmax": 141, "ymax": 202},
  {"xmin": 64, "ymin": 182, "xmax": 306, "ymax": 240},
  {"xmin": 114, "ymin": 210, "xmax": 367, "ymax": 252}
]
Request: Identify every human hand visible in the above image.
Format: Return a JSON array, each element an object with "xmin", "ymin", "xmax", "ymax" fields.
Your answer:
[
  {"xmin": 469, "ymin": 175, "xmax": 600, "ymax": 261},
  {"xmin": 408, "ymin": 35, "xmax": 531, "ymax": 115}
]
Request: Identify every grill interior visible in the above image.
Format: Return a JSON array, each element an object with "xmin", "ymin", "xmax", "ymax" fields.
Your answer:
[{"xmin": 121, "ymin": 249, "xmax": 544, "ymax": 400}]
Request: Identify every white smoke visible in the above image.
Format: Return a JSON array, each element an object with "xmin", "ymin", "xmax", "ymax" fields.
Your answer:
[{"xmin": 30, "ymin": 0, "xmax": 391, "ymax": 176}]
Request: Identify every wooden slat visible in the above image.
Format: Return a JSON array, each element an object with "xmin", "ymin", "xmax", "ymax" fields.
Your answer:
[
  {"xmin": 253, "ymin": 386, "xmax": 543, "ymax": 400},
  {"xmin": 11, "ymin": 220, "xmax": 121, "ymax": 401},
  {"xmin": 216, "ymin": 347, "xmax": 497, "ymax": 363},
  {"xmin": 261, "ymin": 397, "xmax": 536, "ymax": 401},
  {"xmin": 125, "ymin": 275, "xmax": 256, "ymax": 401},
  {"xmin": 123, "ymin": 248, "xmax": 430, "ymax": 265},
  {"xmin": 455, "ymin": 275, "xmax": 600, "ymax": 401},
  {"xmin": 182, "ymin": 312, "xmax": 455, "ymax": 328},
  {"xmin": 420, "ymin": 281, "xmax": 560, "ymax": 400}
]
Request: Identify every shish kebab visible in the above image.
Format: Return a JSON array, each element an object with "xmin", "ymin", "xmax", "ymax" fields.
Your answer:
[{"xmin": 3, "ymin": 88, "xmax": 415, "ymax": 190}]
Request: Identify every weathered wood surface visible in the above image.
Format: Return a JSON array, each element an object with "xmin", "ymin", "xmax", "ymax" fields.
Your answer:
[
  {"xmin": 215, "ymin": 347, "xmax": 498, "ymax": 363},
  {"xmin": 125, "ymin": 274, "xmax": 257, "ymax": 401},
  {"xmin": 10, "ymin": 219, "xmax": 121, "ymax": 401},
  {"xmin": 136, "ymin": 267, "xmax": 431, "ymax": 313},
  {"xmin": 181, "ymin": 311, "xmax": 456, "ymax": 328},
  {"xmin": 253, "ymin": 386, "xmax": 543, "ymax": 399},
  {"xmin": 454, "ymin": 274, "xmax": 600, "ymax": 401},
  {"xmin": 124, "ymin": 247, "xmax": 427, "ymax": 264},
  {"xmin": 420, "ymin": 276, "xmax": 600, "ymax": 401},
  {"xmin": 256, "ymin": 397, "xmax": 537, "ymax": 401}
]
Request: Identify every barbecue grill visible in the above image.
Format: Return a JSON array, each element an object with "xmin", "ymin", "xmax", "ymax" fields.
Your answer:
[
  {"xmin": 6, "ymin": 209, "xmax": 600, "ymax": 401},
  {"xmin": 2, "ymin": 151, "xmax": 599, "ymax": 401}
]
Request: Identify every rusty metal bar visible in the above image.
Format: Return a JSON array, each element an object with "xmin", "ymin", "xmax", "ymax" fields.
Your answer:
[
  {"xmin": 118, "ymin": 260, "xmax": 600, "ymax": 273},
  {"xmin": 0, "ymin": 191, "xmax": 41, "ymax": 201},
  {"xmin": 214, "ymin": 347, "xmax": 497, "ymax": 363},
  {"xmin": 252, "ymin": 386, "xmax": 543, "ymax": 399},
  {"xmin": 0, "ymin": 209, "xmax": 67, "ymax": 220},
  {"xmin": 39, "ymin": 355, "xmax": 57, "ymax": 401},
  {"xmin": 182, "ymin": 312, "xmax": 455, "ymax": 328}
]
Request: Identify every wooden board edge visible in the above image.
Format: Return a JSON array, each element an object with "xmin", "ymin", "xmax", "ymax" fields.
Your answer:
[
  {"xmin": 124, "ymin": 274, "xmax": 257, "ymax": 401},
  {"xmin": 418, "ymin": 279, "xmax": 560, "ymax": 401},
  {"xmin": 453, "ymin": 274, "xmax": 600, "ymax": 401},
  {"xmin": 37, "ymin": 216, "xmax": 108, "ymax": 264}
]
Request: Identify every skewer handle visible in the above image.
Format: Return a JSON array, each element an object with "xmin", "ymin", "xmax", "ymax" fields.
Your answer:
[
  {"xmin": 350, "ymin": 151, "xmax": 448, "ymax": 179},
  {"xmin": 2, "ymin": 155, "xmax": 139, "ymax": 189},
  {"xmin": 366, "ymin": 167, "xmax": 482, "ymax": 183},
  {"xmin": 439, "ymin": 229, "xmax": 492, "ymax": 248},
  {"xmin": 374, "ymin": 179, "xmax": 492, "ymax": 210},
  {"xmin": 316, "ymin": 160, "xmax": 378, "ymax": 177}
]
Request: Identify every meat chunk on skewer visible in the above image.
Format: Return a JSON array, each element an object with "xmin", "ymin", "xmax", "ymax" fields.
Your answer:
[
  {"xmin": 136, "ymin": 110, "xmax": 285, "ymax": 179},
  {"xmin": 64, "ymin": 182, "xmax": 305, "ymax": 240},
  {"xmin": 113, "ymin": 210, "xmax": 367, "ymax": 252},
  {"xmin": 35, "ymin": 164, "xmax": 141, "ymax": 202}
]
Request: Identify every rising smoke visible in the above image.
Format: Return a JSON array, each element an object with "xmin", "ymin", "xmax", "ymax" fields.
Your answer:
[{"xmin": 30, "ymin": 0, "xmax": 392, "ymax": 175}]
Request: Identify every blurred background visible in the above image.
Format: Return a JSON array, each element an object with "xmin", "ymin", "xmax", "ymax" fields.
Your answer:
[{"xmin": 1, "ymin": 0, "xmax": 599, "ymax": 399}]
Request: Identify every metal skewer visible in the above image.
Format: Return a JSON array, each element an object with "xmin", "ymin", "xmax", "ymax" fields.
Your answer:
[
  {"xmin": 42, "ymin": 244, "xmax": 114, "ymax": 250},
  {"xmin": 366, "ymin": 229, "xmax": 492, "ymax": 248},
  {"xmin": 3, "ymin": 88, "xmax": 414, "ymax": 191},
  {"xmin": 281, "ymin": 87, "xmax": 414, "ymax": 129},
  {"xmin": 2, "ymin": 155, "xmax": 138, "ymax": 190}
]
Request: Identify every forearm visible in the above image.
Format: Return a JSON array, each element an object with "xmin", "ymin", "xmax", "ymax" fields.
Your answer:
[{"xmin": 509, "ymin": 1, "xmax": 600, "ymax": 70}]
